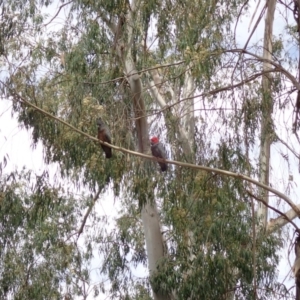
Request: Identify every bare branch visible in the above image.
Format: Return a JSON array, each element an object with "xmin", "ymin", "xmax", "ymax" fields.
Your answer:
[
  {"xmin": 77, "ymin": 189, "xmax": 101, "ymax": 239},
  {"xmin": 277, "ymin": 136, "xmax": 300, "ymax": 159},
  {"xmin": 247, "ymin": 190, "xmax": 299, "ymax": 233},
  {"xmin": 148, "ymin": 80, "xmax": 167, "ymax": 108},
  {"xmin": 228, "ymin": 49, "xmax": 300, "ymax": 90},
  {"xmin": 43, "ymin": 1, "xmax": 73, "ymax": 27},
  {"xmin": 267, "ymin": 205, "xmax": 300, "ymax": 233},
  {"xmin": 232, "ymin": 3, "xmax": 267, "ymax": 78}
]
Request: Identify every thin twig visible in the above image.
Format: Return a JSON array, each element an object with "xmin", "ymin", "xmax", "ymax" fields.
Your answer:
[
  {"xmin": 277, "ymin": 136, "xmax": 300, "ymax": 159},
  {"xmin": 231, "ymin": 4, "xmax": 267, "ymax": 81}
]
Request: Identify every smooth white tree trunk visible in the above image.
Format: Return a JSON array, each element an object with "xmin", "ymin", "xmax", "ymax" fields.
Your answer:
[{"xmin": 257, "ymin": 0, "xmax": 276, "ymax": 228}]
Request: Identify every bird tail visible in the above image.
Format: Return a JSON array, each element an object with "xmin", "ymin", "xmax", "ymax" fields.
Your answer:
[
  {"xmin": 159, "ymin": 162, "xmax": 167, "ymax": 172},
  {"xmin": 105, "ymin": 151, "xmax": 112, "ymax": 159}
]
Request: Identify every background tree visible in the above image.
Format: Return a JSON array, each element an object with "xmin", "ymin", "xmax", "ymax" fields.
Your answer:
[{"xmin": 1, "ymin": 0, "xmax": 300, "ymax": 299}]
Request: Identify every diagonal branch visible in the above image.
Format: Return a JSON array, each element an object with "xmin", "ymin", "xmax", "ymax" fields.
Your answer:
[
  {"xmin": 149, "ymin": 69, "xmax": 278, "ymax": 118},
  {"xmin": 277, "ymin": 136, "xmax": 300, "ymax": 160},
  {"xmin": 43, "ymin": 1, "xmax": 73, "ymax": 27},
  {"xmin": 247, "ymin": 190, "xmax": 300, "ymax": 233},
  {"xmin": 232, "ymin": 3, "xmax": 267, "ymax": 79},
  {"xmin": 77, "ymin": 189, "xmax": 101, "ymax": 240},
  {"xmin": 7, "ymin": 88, "xmax": 300, "ymax": 218},
  {"xmin": 227, "ymin": 48, "xmax": 300, "ymax": 90}
]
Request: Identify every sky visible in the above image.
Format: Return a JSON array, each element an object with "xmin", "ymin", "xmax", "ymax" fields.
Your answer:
[{"xmin": 1, "ymin": 0, "xmax": 300, "ymax": 299}]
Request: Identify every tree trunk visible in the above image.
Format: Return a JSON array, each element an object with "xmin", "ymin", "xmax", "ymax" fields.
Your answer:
[
  {"xmin": 118, "ymin": 4, "xmax": 169, "ymax": 300},
  {"xmin": 181, "ymin": 65, "xmax": 195, "ymax": 159},
  {"xmin": 257, "ymin": 0, "xmax": 276, "ymax": 228}
]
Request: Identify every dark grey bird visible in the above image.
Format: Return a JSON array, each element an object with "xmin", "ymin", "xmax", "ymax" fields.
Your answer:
[{"xmin": 97, "ymin": 118, "xmax": 112, "ymax": 159}]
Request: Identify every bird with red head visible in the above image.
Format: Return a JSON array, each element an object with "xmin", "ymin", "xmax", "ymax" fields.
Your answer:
[{"xmin": 150, "ymin": 136, "xmax": 167, "ymax": 172}]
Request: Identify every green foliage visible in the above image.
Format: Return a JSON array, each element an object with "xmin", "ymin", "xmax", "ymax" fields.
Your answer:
[
  {"xmin": 0, "ymin": 0, "xmax": 294, "ymax": 299},
  {"xmin": 152, "ymin": 153, "xmax": 282, "ymax": 299},
  {"xmin": 0, "ymin": 169, "xmax": 86, "ymax": 299}
]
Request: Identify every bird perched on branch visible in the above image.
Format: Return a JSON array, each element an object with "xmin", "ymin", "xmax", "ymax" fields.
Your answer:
[
  {"xmin": 150, "ymin": 136, "xmax": 167, "ymax": 172},
  {"xmin": 97, "ymin": 117, "xmax": 112, "ymax": 159}
]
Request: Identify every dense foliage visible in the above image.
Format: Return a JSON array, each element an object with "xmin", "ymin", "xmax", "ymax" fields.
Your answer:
[{"xmin": 0, "ymin": 0, "xmax": 298, "ymax": 299}]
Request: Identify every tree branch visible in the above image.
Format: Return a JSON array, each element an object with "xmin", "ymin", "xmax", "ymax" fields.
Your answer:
[
  {"xmin": 43, "ymin": 1, "xmax": 73, "ymax": 27},
  {"xmin": 247, "ymin": 190, "xmax": 300, "ymax": 233},
  {"xmin": 7, "ymin": 88, "xmax": 300, "ymax": 219},
  {"xmin": 77, "ymin": 189, "xmax": 101, "ymax": 239},
  {"xmin": 267, "ymin": 205, "xmax": 300, "ymax": 233},
  {"xmin": 148, "ymin": 69, "xmax": 278, "ymax": 119},
  {"xmin": 228, "ymin": 48, "xmax": 300, "ymax": 90},
  {"xmin": 277, "ymin": 136, "xmax": 300, "ymax": 160},
  {"xmin": 231, "ymin": 3, "xmax": 267, "ymax": 79}
]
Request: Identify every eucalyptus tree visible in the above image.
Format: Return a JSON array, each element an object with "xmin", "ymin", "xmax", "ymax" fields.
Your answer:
[{"xmin": 1, "ymin": 0, "xmax": 300, "ymax": 299}]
